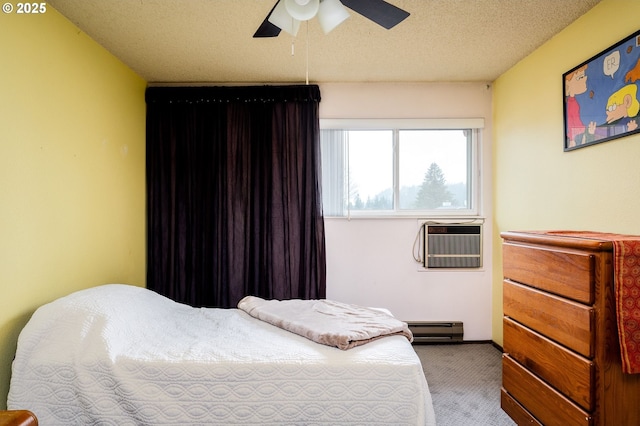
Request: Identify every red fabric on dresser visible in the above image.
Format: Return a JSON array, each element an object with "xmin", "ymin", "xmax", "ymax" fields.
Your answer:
[{"xmin": 544, "ymin": 231, "xmax": 640, "ymax": 374}]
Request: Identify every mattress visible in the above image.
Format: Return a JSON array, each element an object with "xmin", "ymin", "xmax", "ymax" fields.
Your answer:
[{"xmin": 8, "ymin": 284, "xmax": 436, "ymax": 425}]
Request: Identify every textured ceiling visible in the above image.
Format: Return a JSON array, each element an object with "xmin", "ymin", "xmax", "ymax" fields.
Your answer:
[{"xmin": 48, "ymin": 0, "xmax": 602, "ymax": 84}]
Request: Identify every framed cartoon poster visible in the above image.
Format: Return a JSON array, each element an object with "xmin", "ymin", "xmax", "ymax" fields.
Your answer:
[{"xmin": 563, "ymin": 30, "xmax": 640, "ymax": 151}]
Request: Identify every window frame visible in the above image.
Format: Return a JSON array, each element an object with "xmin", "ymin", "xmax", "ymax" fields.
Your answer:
[{"xmin": 320, "ymin": 118, "xmax": 484, "ymax": 218}]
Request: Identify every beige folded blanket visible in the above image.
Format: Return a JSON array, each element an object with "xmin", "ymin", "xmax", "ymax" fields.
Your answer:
[{"xmin": 237, "ymin": 296, "xmax": 413, "ymax": 350}]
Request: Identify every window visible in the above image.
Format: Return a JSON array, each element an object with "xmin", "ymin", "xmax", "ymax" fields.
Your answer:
[{"xmin": 320, "ymin": 119, "xmax": 482, "ymax": 217}]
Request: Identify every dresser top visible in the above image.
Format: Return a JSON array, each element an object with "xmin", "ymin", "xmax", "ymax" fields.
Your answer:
[{"xmin": 501, "ymin": 231, "xmax": 617, "ymax": 251}]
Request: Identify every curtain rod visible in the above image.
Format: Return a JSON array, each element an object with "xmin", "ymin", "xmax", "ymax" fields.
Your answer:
[{"xmin": 145, "ymin": 85, "xmax": 321, "ymax": 104}]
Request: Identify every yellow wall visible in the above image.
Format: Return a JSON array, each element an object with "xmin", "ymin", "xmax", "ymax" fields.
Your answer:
[
  {"xmin": 0, "ymin": 8, "xmax": 147, "ymax": 407},
  {"xmin": 492, "ymin": 0, "xmax": 640, "ymax": 345}
]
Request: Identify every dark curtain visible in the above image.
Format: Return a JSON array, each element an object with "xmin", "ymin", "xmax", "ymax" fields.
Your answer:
[{"xmin": 145, "ymin": 85, "xmax": 326, "ymax": 308}]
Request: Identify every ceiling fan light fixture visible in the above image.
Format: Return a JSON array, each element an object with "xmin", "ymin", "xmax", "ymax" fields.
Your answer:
[
  {"xmin": 284, "ymin": 0, "xmax": 320, "ymax": 21},
  {"xmin": 317, "ymin": 0, "xmax": 350, "ymax": 34},
  {"xmin": 268, "ymin": 0, "xmax": 301, "ymax": 36}
]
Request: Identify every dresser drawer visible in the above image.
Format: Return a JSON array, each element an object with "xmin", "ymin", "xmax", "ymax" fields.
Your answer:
[
  {"xmin": 503, "ymin": 355, "xmax": 592, "ymax": 426},
  {"xmin": 501, "ymin": 388, "xmax": 543, "ymax": 426},
  {"xmin": 503, "ymin": 242, "xmax": 594, "ymax": 304},
  {"xmin": 503, "ymin": 280, "xmax": 594, "ymax": 357},
  {"xmin": 503, "ymin": 317, "xmax": 594, "ymax": 410}
]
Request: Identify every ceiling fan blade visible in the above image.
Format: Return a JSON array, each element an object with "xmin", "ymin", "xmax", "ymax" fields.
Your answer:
[
  {"xmin": 340, "ymin": 0, "xmax": 410, "ymax": 29},
  {"xmin": 253, "ymin": 2, "xmax": 282, "ymax": 37}
]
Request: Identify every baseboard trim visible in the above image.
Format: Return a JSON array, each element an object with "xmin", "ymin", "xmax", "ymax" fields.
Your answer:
[{"xmin": 412, "ymin": 339, "xmax": 499, "ymax": 346}]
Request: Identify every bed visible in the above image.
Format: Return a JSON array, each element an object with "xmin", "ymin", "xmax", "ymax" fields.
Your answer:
[{"xmin": 8, "ymin": 284, "xmax": 436, "ymax": 425}]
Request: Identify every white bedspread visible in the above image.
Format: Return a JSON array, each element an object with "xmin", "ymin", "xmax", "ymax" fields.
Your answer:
[{"xmin": 8, "ymin": 284, "xmax": 436, "ymax": 425}]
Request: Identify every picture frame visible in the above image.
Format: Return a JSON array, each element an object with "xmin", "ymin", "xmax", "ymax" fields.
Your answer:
[{"xmin": 563, "ymin": 29, "xmax": 640, "ymax": 151}]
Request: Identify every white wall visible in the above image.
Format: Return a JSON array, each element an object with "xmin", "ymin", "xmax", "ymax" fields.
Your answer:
[{"xmin": 319, "ymin": 82, "xmax": 493, "ymax": 341}]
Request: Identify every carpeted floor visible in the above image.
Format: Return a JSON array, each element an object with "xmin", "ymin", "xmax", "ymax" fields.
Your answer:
[{"xmin": 414, "ymin": 343, "xmax": 516, "ymax": 426}]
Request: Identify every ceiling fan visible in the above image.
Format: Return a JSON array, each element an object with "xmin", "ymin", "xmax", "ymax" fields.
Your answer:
[{"xmin": 253, "ymin": 0, "xmax": 410, "ymax": 38}]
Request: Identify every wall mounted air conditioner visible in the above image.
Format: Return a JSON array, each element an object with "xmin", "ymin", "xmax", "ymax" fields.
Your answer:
[{"xmin": 423, "ymin": 223, "xmax": 482, "ymax": 269}]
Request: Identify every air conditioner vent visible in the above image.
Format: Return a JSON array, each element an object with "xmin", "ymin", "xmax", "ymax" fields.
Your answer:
[{"xmin": 423, "ymin": 224, "xmax": 482, "ymax": 269}]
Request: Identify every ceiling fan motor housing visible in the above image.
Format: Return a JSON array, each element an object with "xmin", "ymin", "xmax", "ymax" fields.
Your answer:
[{"xmin": 285, "ymin": 0, "xmax": 319, "ymax": 21}]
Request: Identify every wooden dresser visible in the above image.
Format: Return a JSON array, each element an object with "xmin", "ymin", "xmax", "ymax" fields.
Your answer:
[
  {"xmin": 501, "ymin": 231, "xmax": 640, "ymax": 426},
  {"xmin": 0, "ymin": 410, "xmax": 38, "ymax": 426}
]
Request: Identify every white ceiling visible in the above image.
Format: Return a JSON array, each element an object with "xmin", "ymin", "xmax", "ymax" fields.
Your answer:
[{"xmin": 48, "ymin": 0, "xmax": 601, "ymax": 84}]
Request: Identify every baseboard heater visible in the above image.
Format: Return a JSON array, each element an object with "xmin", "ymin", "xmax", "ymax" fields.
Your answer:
[{"xmin": 407, "ymin": 321, "xmax": 464, "ymax": 343}]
